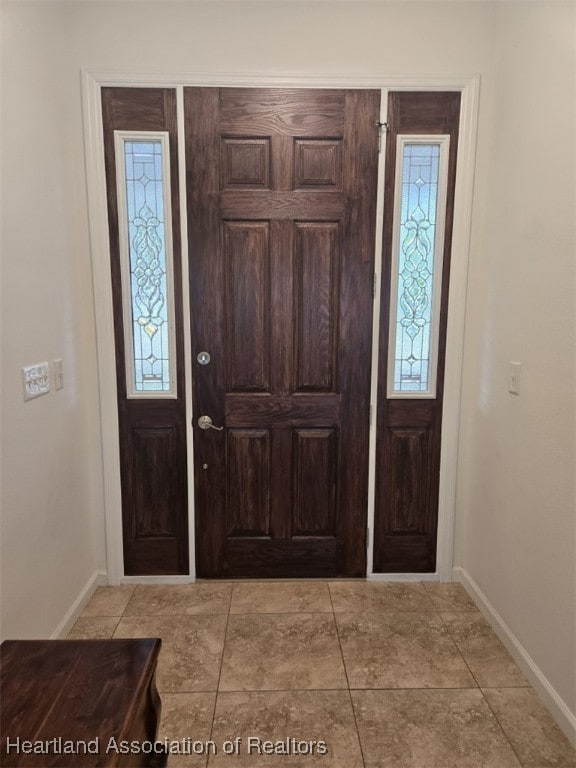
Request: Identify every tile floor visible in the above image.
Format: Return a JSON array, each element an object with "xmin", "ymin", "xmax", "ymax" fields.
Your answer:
[{"xmin": 69, "ymin": 581, "xmax": 576, "ymax": 768}]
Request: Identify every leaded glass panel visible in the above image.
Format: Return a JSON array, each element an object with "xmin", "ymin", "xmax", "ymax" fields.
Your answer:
[
  {"xmin": 389, "ymin": 139, "xmax": 448, "ymax": 397},
  {"xmin": 118, "ymin": 136, "xmax": 175, "ymax": 396}
]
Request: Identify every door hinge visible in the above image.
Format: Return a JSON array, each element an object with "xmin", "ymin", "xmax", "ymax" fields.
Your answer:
[
  {"xmin": 366, "ymin": 527, "xmax": 370, "ymax": 548},
  {"xmin": 373, "ymin": 272, "xmax": 377, "ymax": 299},
  {"xmin": 376, "ymin": 121, "xmax": 388, "ymax": 152}
]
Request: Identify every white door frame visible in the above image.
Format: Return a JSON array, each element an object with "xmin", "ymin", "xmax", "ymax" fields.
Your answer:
[{"xmin": 82, "ymin": 69, "xmax": 480, "ymax": 584}]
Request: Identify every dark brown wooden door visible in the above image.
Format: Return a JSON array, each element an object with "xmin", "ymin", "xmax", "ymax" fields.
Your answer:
[
  {"xmin": 373, "ymin": 92, "xmax": 460, "ymax": 572},
  {"xmin": 186, "ymin": 88, "xmax": 379, "ymax": 578}
]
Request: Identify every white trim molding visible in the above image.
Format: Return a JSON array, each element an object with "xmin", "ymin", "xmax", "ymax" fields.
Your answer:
[
  {"xmin": 454, "ymin": 567, "xmax": 576, "ymax": 747},
  {"xmin": 368, "ymin": 572, "xmax": 441, "ymax": 582},
  {"xmin": 82, "ymin": 72, "xmax": 124, "ymax": 585},
  {"xmin": 435, "ymin": 75, "xmax": 480, "ymax": 580},
  {"xmin": 176, "ymin": 86, "xmax": 197, "ymax": 579},
  {"xmin": 121, "ymin": 575, "xmax": 197, "ymax": 586},
  {"xmin": 82, "ymin": 69, "xmax": 480, "ymax": 584}
]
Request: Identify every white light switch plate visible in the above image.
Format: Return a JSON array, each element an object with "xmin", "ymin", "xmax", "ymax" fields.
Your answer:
[{"xmin": 22, "ymin": 362, "xmax": 50, "ymax": 401}]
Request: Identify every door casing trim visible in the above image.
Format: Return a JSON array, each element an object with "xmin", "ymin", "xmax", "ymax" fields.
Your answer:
[{"xmin": 82, "ymin": 69, "xmax": 480, "ymax": 584}]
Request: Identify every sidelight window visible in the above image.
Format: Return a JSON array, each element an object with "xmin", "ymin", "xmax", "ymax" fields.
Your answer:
[
  {"xmin": 387, "ymin": 136, "xmax": 450, "ymax": 398},
  {"xmin": 114, "ymin": 132, "xmax": 177, "ymax": 397}
]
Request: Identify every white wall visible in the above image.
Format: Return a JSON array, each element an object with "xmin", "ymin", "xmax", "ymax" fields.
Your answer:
[
  {"xmin": 454, "ymin": 0, "xmax": 576, "ymax": 723},
  {"xmin": 0, "ymin": 0, "xmax": 573, "ymax": 732}
]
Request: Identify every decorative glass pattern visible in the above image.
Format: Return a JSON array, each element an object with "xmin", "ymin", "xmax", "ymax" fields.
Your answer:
[
  {"xmin": 122, "ymin": 140, "xmax": 173, "ymax": 393},
  {"xmin": 392, "ymin": 143, "xmax": 443, "ymax": 394}
]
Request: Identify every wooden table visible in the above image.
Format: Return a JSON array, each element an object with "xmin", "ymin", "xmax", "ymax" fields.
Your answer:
[{"xmin": 0, "ymin": 639, "xmax": 164, "ymax": 767}]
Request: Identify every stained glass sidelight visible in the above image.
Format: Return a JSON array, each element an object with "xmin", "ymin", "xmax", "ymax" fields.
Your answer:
[
  {"xmin": 389, "ymin": 139, "xmax": 448, "ymax": 397},
  {"xmin": 117, "ymin": 136, "xmax": 175, "ymax": 396}
]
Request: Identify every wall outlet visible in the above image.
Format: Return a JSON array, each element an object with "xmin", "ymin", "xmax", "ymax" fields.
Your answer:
[
  {"xmin": 53, "ymin": 358, "xmax": 64, "ymax": 390},
  {"xmin": 508, "ymin": 361, "xmax": 521, "ymax": 395},
  {"xmin": 22, "ymin": 362, "xmax": 50, "ymax": 401}
]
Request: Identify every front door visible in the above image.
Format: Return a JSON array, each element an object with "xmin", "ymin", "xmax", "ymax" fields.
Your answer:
[{"xmin": 186, "ymin": 88, "xmax": 380, "ymax": 577}]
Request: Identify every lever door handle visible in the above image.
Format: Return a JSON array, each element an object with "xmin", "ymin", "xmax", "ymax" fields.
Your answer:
[{"xmin": 197, "ymin": 415, "xmax": 224, "ymax": 431}]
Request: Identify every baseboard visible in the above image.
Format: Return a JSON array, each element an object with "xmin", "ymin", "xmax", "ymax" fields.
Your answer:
[
  {"xmin": 120, "ymin": 574, "xmax": 441, "ymax": 584},
  {"xmin": 453, "ymin": 566, "xmax": 576, "ymax": 747},
  {"xmin": 51, "ymin": 570, "xmax": 107, "ymax": 639},
  {"xmin": 368, "ymin": 572, "xmax": 441, "ymax": 582},
  {"xmin": 120, "ymin": 575, "xmax": 196, "ymax": 585}
]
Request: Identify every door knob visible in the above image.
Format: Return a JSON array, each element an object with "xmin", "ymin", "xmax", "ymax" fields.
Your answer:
[{"xmin": 197, "ymin": 415, "xmax": 224, "ymax": 431}]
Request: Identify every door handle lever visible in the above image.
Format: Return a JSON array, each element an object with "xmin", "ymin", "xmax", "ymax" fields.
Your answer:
[{"xmin": 197, "ymin": 415, "xmax": 224, "ymax": 431}]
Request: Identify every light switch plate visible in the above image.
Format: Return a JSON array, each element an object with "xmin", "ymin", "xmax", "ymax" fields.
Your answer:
[
  {"xmin": 22, "ymin": 362, "xmax": 50, "ymax": 401},
  {"xmin": 53, "ymin": 358, "xmax": 64, "ymax": 390}
]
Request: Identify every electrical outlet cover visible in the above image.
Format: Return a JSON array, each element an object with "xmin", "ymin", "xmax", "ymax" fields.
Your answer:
[{"xmin": 22, "ymin": 362, "xmax": 50, "ymax": 401}]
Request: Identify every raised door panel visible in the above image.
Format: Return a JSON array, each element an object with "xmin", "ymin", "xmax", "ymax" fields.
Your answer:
[
  {"xmin": 224, "ymin": 222, "xmax": 270, "ymax": 392},
  {"xmin": 294, "ymin": 140, "xmax": 343, "ymax": 190},
  {"xmin": 388, "ymin": 427, "xmax": 430, "ymax": 532},
  {"xmin": 221, "ymin": 138, "xmax": 271, "ymax": 189},
  {"xmin": 294, "ymin": 222, "xmax": 340, "ymax": 393},
  {"xmin": 226, "ymin": 429, "xmax": 271, "ymax": 537},
  {"xmin": 292, "ymin": 429, "xmax": 338, "ymax": 536},
  {"xmin": 131, "ymin": 427, "xmax": 179, "ymax": 538}
]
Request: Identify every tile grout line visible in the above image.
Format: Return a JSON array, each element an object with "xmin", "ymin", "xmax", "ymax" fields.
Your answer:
[
  {"xmin": 111, "ymin": 616, "xmax": 122, "ymax": 637},
  {"xmin": 109, "ymin": 585, "xmax": 137, "ymax": 638},
  {"xmin": 204, "ymin": 585, "xmax": 234, "ymax": 768},
  {"xmin": 436, "ymin": 607, "xmax": 527, "ymax": 767},
  {"xmin": 418, "ymin": 580, "xmax": 443, "ymax": 617},
  {"xmin": 435, "ymin": 611, "xmax": 480, "ymax": 690},
  {"xmin": 477, "ymin": 687, "xmax": 527, "ymax": 768},
  {"xmin": 328, "ymin": 582, "xmax": 367, "ymax": 768},
  {"xmin": 155, "ymin": 685, "xmax": 519, "ymax": 695}
]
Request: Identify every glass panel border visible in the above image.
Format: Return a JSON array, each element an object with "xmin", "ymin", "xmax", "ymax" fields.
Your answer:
[
  {"xmin": 114, "ymin": 131, "xmax": 177, "ymax": 399},
  {"xmin": 387, "ymin": 135, "xmax": 450, "ymax": 399}
]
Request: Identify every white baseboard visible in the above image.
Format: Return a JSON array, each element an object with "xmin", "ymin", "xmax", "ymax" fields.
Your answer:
[
  {"xmin": 51, "ymin": 570, "xmax": 107, "ymax": 639},
  {"xmin": 121, "ymin": 574, "xmax": 441, "ymax": 584},
  {"xmin": 368, "ymin": 572, "xmax": 441, "ymax": 582},
  {"xmin": 453, "ymin": 566, "xmax": 576, "ymax": 747},
  {"xmin": 120, "ymin": 575, "xmax": 196, "ymax": 585}
]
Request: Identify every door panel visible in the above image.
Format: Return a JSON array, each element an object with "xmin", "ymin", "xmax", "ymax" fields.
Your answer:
[
  {"xmin": 186, "ymin": 88, "xmax": 379, "ymax": 578},
  {"xmin": 293, "ymin": 429, "xmax": 338, "ymax": 536},
  {"xmin": 226, "ymin": 429, "xmax": 272, "ymax": 536},
  {"xmin": 101, "ymin": 88, "xmax": 188, "ymax": 575},
  {"xmin": 373, "ymin": 92, "xmax": 460, "ymax": 573},
  {"xmin": 224, "ymin": 221, "xmax": 270, "ymax": 391},
  {"xmin": 294, "ymin": 222, "xmax": 340, "ymax": 392}
]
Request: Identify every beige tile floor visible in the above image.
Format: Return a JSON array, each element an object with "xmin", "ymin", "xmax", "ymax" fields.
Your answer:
[{"xmin": 69, "ymin": 581, "xmax": 575, "ymax": 768}]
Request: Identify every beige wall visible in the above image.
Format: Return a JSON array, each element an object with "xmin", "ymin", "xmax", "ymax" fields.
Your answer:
[
  {"xmin": 454, "ymin": 0, "xmax": 576, "ymax": 716},
  {"xmin": 0, "ymin": 2, "xmax": 106, "ymax": 638},
  {"xmin": 0, "ymin": 0, "xmax": 573, "ymax": 728}
]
